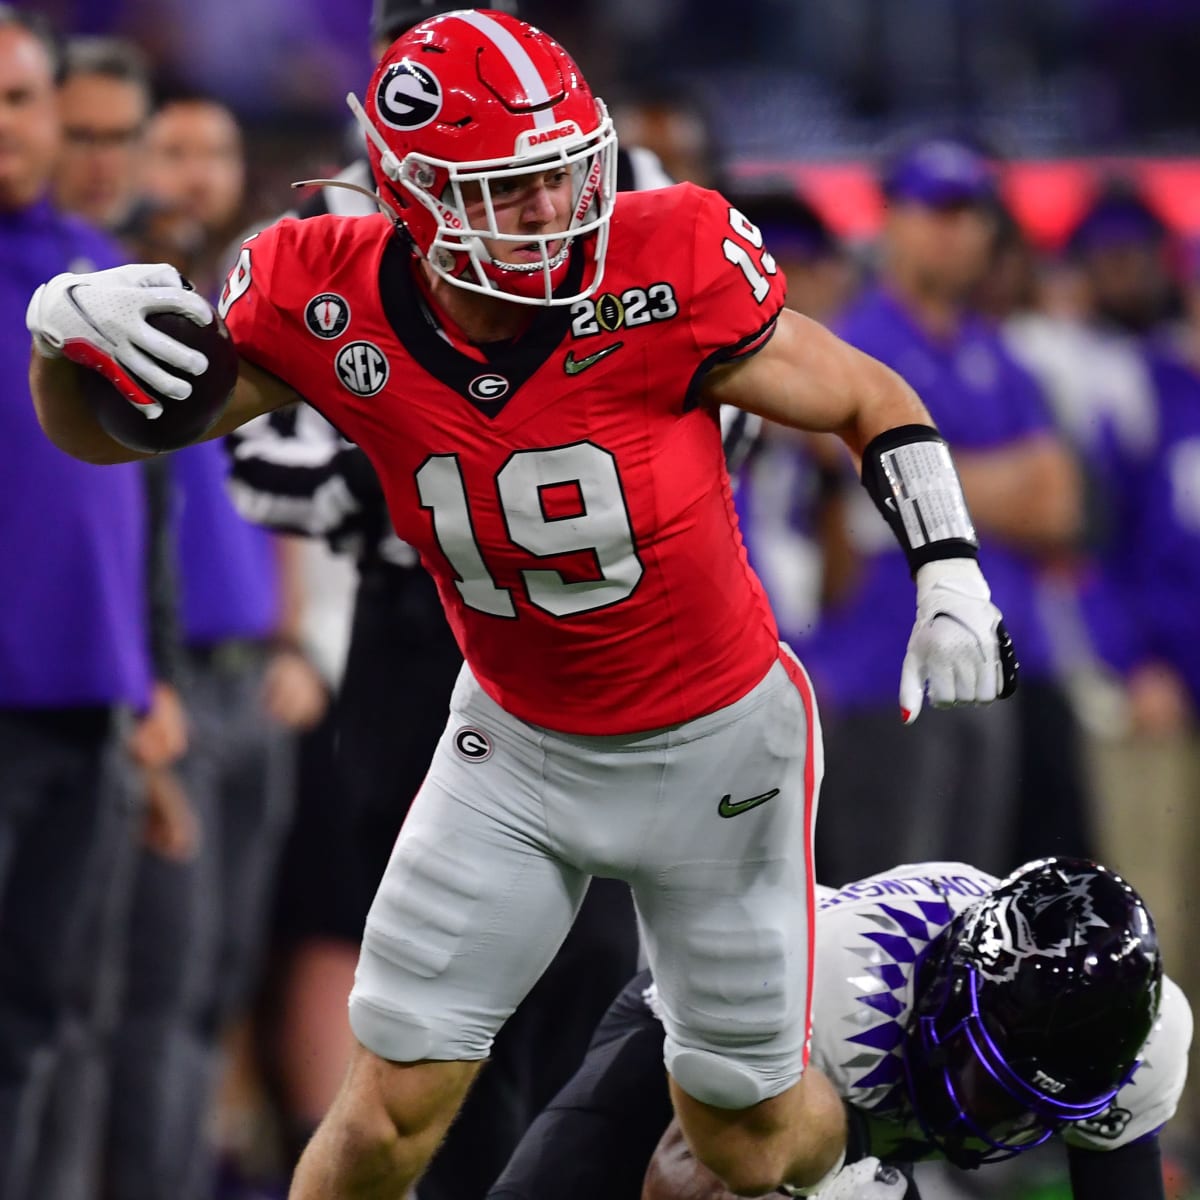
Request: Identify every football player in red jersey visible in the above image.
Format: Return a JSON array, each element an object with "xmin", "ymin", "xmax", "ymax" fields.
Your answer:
[{"xmin": 27, "ymin": 11, "xmax": 1017, "ymax": 1198}]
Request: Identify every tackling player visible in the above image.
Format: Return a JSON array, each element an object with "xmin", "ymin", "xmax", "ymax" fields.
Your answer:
[
  {"xmin": 27, "ymin": 11, "xmax": 1017, "ymax": 1197},
  {"xmin": 489, "ymin": 857, "xmax": 1187, "ymax": 1200}
]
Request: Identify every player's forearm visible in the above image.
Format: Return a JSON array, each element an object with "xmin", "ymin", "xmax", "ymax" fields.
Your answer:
[
  {"xmin": 203, "ymin": 358, "xmax": 302, "ymax": 441},
  {"xmin": 29, "ymin": 352, "xmax": 152, "ymax": 464},
  {"xmin": 835, "ymin": 351, "xmax": 935, "ymax": 463},
  {"xmin": 1067, "ymin": 1137, "xmax": 1165, "ymax": 1200}
]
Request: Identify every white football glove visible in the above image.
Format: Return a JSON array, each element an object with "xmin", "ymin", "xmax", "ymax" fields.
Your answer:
[
  {"xmin": 25, "ymin": 263, "xmax": 214, "ymax": 418},
  {"xmin": 899, "ymin": 558, "xmax": 1018, "ymax": 725},
  {"xmin": 786, "ymin": 1157, "xmax": 907, "ymax": 1199}
]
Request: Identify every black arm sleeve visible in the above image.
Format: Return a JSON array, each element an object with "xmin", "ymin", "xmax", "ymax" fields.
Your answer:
[
  {"xmin": 141, "ymin": 457, "xmax": 183, "ymax": 685},
  {"xmin": 487, "ymin": 969, "xmax": 673, "ymax": 1200},
  {"xmin": 1067, "ymin": 1135, "xmax": 1165, "ymax": 1200}
]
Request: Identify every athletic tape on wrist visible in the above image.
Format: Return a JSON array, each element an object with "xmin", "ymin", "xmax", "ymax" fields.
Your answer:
[{"xmin": 861, "ymin": 424, "xmax": 978, "ymax": 575}]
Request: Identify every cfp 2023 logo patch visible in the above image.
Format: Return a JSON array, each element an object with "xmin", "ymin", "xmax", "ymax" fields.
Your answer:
[{"xmin": 569, "ymin": 284, "xmax": 678, "ymax": 339}]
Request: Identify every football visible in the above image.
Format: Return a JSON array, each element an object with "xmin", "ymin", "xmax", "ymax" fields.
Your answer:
[{"xmin": 80, "ymin": 309, "xmax": 239, "ymax": 454}]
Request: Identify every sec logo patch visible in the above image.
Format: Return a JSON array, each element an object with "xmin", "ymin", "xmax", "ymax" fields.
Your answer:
[
  {"xmin": 305, "ymin": 293, "xmax": 350, "ymax": 339},
  {"xmin": 453, "ymin": 727, "xmax": 493, "ymax": 762},
  {"xmin": 335, "ymin": 341, "xmax": 389, "ymax": 396}
]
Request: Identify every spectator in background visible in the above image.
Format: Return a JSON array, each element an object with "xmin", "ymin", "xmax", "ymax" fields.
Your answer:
[
  {"xmin": 52, "ymin": 36, "xmax": 149, "ymax": 231},
  {"xmin": 611, "ymin": 82, "xmax": 722, "ymax": 189},
  {"xmin": 141, "ymin": 92, "xmax": 247, "ymax": 295},
  {"xmin": 0, "ymin": 9, "xmax": 159, "ymax": 1199},
  {"xmin": 1069, "ymin": 181, "xmax": 1180, "ymax": 338},
  {"xmin": 52, "ymin": 35, "xmax": 209, "ymax": 278},
  {"xmin": 1087, "ymin": 345, "xmax": 1200, "ymax": 1170},
  {"xmin": 724, "ymin": 188, "xmax": 857, "ymax": 649},
  {"xmin": 96, "ymin": 94, "xmax": 330, "ymax": 1200},
  {"xmin": 803, "ymin": 137, "xmax": 1084, "ymax": 886},
  {"xmin": 1030, "ymin": 187, "xmax": 1200, "ymax": 1164}
]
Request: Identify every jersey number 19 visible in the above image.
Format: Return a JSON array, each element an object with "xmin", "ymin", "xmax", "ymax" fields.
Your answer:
[{"xmin": 416, "ymin": 441, "xmax": 644, "ymax": 619}]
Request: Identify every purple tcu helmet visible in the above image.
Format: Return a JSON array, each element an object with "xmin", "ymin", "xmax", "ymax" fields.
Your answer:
[{"xmin": 904, "ymin": 857, "xmax": 1162, "ymax": 1168}]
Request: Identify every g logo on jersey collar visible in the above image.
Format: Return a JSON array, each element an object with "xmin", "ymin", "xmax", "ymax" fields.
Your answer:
[
  {"xmin": 377, "ymin": 60, "xmax": 443, "ymax": 131},
  {"xmin": 469, "ymin": 374, "xmax": 510, "ymax": 402}
]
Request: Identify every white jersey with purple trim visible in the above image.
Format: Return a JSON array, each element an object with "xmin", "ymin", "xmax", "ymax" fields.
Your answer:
[{"xmin": 806, "ymin": 861, "xmax": 1191, "ymax": 1157}]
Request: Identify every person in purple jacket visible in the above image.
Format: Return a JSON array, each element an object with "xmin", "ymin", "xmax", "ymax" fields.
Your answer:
[
  {"xmin": 0, "ymin": 10, "xmax": 159, "ymax": 1200},
  {"xmin": 799, "ymin": 137, "xmax": 1086, "ymax": 887},
  {"xmin": 1080, "ymin": 340, "xmax": 1200, "ymax": 1154},
  {"xmin": 98, "ymin": 124, "xmax": 331, "ymax": 1199}
]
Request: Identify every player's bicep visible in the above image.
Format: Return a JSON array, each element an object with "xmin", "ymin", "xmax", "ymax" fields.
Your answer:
[
  {"xmin": 701, "ymin": 309, "xmax": 933, "ymax": 458},
  {"xmin": 701, "ymin": 309, "xmax": 874, "ymax": 430}
]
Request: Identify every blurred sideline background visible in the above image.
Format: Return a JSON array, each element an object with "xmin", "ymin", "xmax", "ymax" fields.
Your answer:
[
  {"xmin": 11, "ymin": 3, "xmax": 1200, "ymax": 1200},
  {"xmin": 33, "ymin": 0, "xmax": 1200, "ymax": 243}
]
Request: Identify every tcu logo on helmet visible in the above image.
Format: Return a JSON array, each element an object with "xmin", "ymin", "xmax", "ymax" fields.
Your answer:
[
  {"xmin": 969, "ymin": 875, "xmax": 1110, "ymax": 983},
  {"xmin": 335, "ymin": 341, "xmax": 390, "ymax": 397},
  {"xmin": 376, "ymin": 60, "xmax": 443, "ymax": 131}
]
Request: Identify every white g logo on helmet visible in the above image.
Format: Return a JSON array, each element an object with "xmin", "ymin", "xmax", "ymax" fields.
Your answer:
[{"xmin": 377, "ymin": 61, "xmax": 443, "ymax": 131}]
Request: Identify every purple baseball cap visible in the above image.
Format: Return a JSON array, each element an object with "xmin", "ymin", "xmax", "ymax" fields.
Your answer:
[
  {"xmin": 1067, "ymin": 190, "xmax": 1167, "ymax": 257},
  {"xmin": 882, "ymin": 139, "xmax": 997, "ymax": 207}
]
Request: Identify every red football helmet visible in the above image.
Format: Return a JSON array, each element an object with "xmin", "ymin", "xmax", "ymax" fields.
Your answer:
[{"xmin": 349, "ymin": 9, "xmax": 618, "ymax": 306}]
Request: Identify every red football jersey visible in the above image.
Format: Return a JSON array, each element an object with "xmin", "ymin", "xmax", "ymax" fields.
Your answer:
[{"xmin": 222, "ymin": 183, "xmax": 787, "ymax": 734}]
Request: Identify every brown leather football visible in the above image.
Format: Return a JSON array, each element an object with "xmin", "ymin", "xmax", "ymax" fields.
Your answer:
[{"xmin": 80, "ymin": 309, "xmax": 239, "ymax": 454}]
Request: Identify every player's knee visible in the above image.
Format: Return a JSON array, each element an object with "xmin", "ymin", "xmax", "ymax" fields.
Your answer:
[
  {"xmin": 660, "ymin": 921, "xmax": 805, "ymax": 1110},
  {"xmin": 668, "ymin": 1045, "xmax": 781, "ymax": 1109},
  {"xmin": 665, "ymin": 1028, "xmax": 806, "ymax": 1110},
  {"xmin": 351, "ymin": 995, "xmax": 437, "ymax": 1063},
  {"xmin": 671, "ymin": 1064, "xmax": 842, "ymax": 1195},
  {"xmin": 679, "ymin": 1126, "xmax": 796, "ymax": 1197},
  {"xmin": 349, "ymin": 986, "xmax": 493, "ymax": 1063}
]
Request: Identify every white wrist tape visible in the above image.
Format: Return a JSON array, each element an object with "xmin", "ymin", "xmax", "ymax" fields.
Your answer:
[{"xmin": 862, "ymin": 424, "xmax": 978, "ymax": 574}]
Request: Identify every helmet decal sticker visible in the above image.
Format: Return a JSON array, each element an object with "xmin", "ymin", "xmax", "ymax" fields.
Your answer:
[
  {"xmin": 971, "ymin": 875, "xmax": 1111, "ymax": 983},
  {"xmin": 449, "ymin": 9, "xmax": 557, "ymax": 130},
  {"xmin": 377, "ymin": 60, "xmax": 443, "ymax": 131}
]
